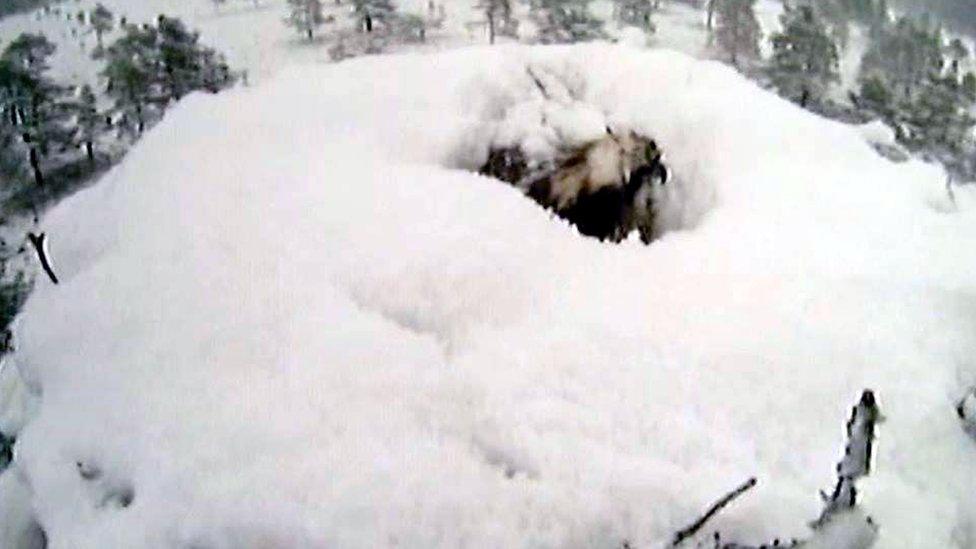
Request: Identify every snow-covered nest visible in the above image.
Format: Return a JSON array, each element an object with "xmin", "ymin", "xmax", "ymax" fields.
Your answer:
[{"xmin": 2, "ymin": 44, "xmax": 976, "ymax": 548}]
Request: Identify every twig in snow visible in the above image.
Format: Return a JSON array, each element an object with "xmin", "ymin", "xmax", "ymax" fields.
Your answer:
[
  {"xmin": 526, "ymin": 66, "xmax": 551, "ymax": 100},
  {"xmin": 662, "ymin": 391, "xmax": 881, "ymax": 549},
  {"xmin": 671, "ymin": 477, "xmax": 757, "ymax": 547},
  {"xmin": 27, "ymin": 232, "xmax": 58, "ymax": 285}
]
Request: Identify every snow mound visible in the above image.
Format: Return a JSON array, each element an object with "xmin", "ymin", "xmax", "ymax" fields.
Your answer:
[{"xmin": 3, "ymin": 44, "xmax": 976, "ymax": 548}]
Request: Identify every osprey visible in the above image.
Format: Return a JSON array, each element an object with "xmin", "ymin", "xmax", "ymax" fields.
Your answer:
[{"xmin": 482, "ymin": 128, "xmax": 669, "ymax": 243}]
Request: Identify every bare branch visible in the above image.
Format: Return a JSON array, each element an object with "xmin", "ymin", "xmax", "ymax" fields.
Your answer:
[
  {"xmin": 27, "ymin": 232, "xmax": 58, "ymax": 285},
  {"xmin": 671, "ymin": 477, "xmax": 757, "ymax": 547}
]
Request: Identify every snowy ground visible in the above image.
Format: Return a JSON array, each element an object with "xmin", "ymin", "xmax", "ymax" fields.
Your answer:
[{"xmin": 0, "ymin": 43, "xmax": 975, "ymax": 548}]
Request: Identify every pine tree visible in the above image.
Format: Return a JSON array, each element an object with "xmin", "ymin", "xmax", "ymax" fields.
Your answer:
[
  {"xmin": 398, "ymin": 13, "xmax": 429, "ymax": 43},
  {"xmin": 901, "ymin": 72, "xmax": 975, "ymax": 163},
  {"xmin": 1, "ymin": 33, "xmax": 73, "ymax": 186},
  {"xmin": 713, "ymin": 0, "xmax": 761, "ymax": 67},
  {"xmin": 859, "ymin": 16, "xmax": 942, "ymax": 102},
  {"xmin": 75, "ymin": 84, "xmax": 100, "ymax": 164},
  {"xmin": 102, "ymin": 24, "xmax": 159, "ymax": 136},
  {"xmin": 351, "ymin": 0, "xmax": 396, "ymax": 33},
  {"xmin": 962, "ymin": 72, "xmax": 976, "ymax": 102},
  {"xmin": 530, "ymin": 0, "xmax": 607, "ymax": 44},
  {"xmin": 858, "ymin": 73, "xmax": 892, "ymax": 115},
  {"xmin": 613, "ymin": 0, "xmax": 656, "ymax": 32},
  {"xmin": 102, "ymin": 17, "xmax": 236, "ymax": 136},
  {"xmin": 0, "ymin": 65, "xmax": 28, "ymax": 188},
  {"xmin": 197, "ymin": 48, "xmax": 236, "ymax": 94},
  {"xmin": 856, "ymin": 14, "xmax": 976, "ymax": 176},
  {"xmin": 157, "ymin": 15, "xmax": 204, "ymax": 102},
  {"xmin": 945, "ymin": 38, "xmax": 969, "ymax": 77},
  {"xmin": 286, "ymin": 0, "xmax": 327, "ymax": 41},
  {"xmin": 90, "ymin": 3, "xmax": 113, "ymax": 50},
  {"xmin": 769, "ymin": 4, "xmax": 840, "ymax": 108},
  {"xmin": 476, "ymin": 0, "xmax": 517, "ymax": 44}
]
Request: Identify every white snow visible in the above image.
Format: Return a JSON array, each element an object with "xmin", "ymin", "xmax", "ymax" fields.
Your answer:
[{"xmin": 0, "ymin": 42, "xmax": 974, "ymax": 548}]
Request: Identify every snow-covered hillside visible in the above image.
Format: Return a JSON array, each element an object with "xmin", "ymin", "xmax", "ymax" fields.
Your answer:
[
  {"xmin": 0, "ymin": 43, "xmax": 975, "ymax": 548},
  {"xmin": 0, "ymin": 0, "xmax": 785, "ymax": 84}
]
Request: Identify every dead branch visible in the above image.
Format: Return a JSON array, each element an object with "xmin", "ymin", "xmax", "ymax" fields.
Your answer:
[
  {"xmin": 671, "ymin": 477, "xmax": 757, "ymax": 546},
  {"xmin": 526, "ymin": 66, "xmax": 551, "ymax": 100},
  {"xmin": 812, "ymin": 390, "xmax": 880, "ymax": 529},
  {"xmin": 664, "ymin": 390, "xmax": 881, "ymax": 549},
  {"xmin": 27, "ymin": 232, "xmax": 58, "ymax": 285}
]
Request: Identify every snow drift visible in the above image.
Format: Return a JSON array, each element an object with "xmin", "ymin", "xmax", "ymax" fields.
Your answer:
[{"xmin": 2, "ymin": 44, "xmax": 976, "ymax": 548}]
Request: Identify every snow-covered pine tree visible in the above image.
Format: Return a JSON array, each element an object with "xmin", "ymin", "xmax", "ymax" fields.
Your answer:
[
  {"xmin": 476, "ymin": 0, "xmax": 517, "ymax": 44},
  {"xmin": 1, "ymin": 33, "xmax": 73, "ymax": 186},
  {"xmin": 945, "ymin": 38, "xmax": 969, "ymax": 77},
  {"xmin": 530, "ymin": 0, "xmax": 607, "ymax": 45},
  {"xmin": 613, "ymin": 0, "xmax": 656, "ymax": 33},
  {"xmin": 838, "ymin": 0, "xmax": 885, "ymax": 23},
  {"xmin": 812, "ymin": 0, "xmax": 852, "ymax": 48},
  {"xmin": 962, "ymin": 72, "xmax": 976, "ymax": 102},
  {"xmin": 351, "ymin": 0, "xmax": 396, "ymax": 33},
  {"xmin": 156, "ymin": 15, "xmax": 205, "ymax": 102},
  {"xmin": 102, "ymin": 24, "xmax": 159, "ymax": 136},
  {"xmin": 0, "ymin": 70, "xmax": 29, "ymax": 187},
  {"xmin": 769, "ymin": 4, "xmax": 840, "ymax": 108},
  {"xmin": 856, "ymin": 15, "xmax": 976, "ymax": 177},
  {"xmin": 857, "ymin": 73, "xmax": 892, "ymax": 115},
  {"xmin": 398, "ymin": 13, "xmax": 429, "ymax": 43},
  {"xmin": 859, "ymin": 16, "xmax": 942, "ymax": 102},
  {"xmin": 90, "ymin": 3, "xmax": 113, "ymax": 51},
  {"xmin": 713, "ymin": 0, "xmax": 761, "ymax": 68},
  {"xmin": 197, "ymin": 48, "xmax": 236, "ymax": 94},
  {"xmin": 75, "ymin": 84, "xmax": 101, "ymax": 164},
  {"xmin": 103, "ymin": 17, "xmax": 237, "ymax": 135},
  {"xmin": 285, "ymin": 0, "xmax": 327, "ymax": 41},
  {"xmin": 901, "ymin": 72, "xmax": 976, "ymax": 168}
]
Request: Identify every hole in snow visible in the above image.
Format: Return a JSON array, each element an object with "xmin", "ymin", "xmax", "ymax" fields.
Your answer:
[{"xmin": 479, "ymin": 128, "xmax": 670, "ymax": 243}]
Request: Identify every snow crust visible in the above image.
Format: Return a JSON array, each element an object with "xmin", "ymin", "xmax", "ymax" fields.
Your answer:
[{"xmin": 2, "ymin": 43, "xmax": 976, "ymax": 548}]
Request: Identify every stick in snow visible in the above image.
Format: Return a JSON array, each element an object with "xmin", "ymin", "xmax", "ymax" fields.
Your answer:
[
  {"xmin": 526, "ymin": 66, "xmax": 551, "ymax": 100},
  {"xmin": 28, "ymin": 232, "xmax": 58, "ymax": 285},
  {"xmin": 671, "ymin": 477, "xmax": 758, "ymax": 547}
]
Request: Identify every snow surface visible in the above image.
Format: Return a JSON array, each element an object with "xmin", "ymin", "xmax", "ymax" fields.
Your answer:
[{"xmin": 0, "ymin": 42, "xmax": 975, "ymax": 548}]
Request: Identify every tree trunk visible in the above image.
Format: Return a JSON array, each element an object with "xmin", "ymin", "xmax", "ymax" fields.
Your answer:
[
  {"xmin": 135, "ymin": 103, "xmax": 145, "ymax": 135},
  {"xmin": 307, "ymin": 27, "xmax": 314, "ymax": 41},
  {"xmin": 85, "ymin": 141, "xmax": 94, "ymax": 164},
  {"xmin": 488, "ymin": 11, "xmax": 496, "ymax": 44},
  {"xmin": 28, "ymin": 147, "xmax": 44, "ymax": 186},
  {"xmin": 707, "ymin": 0, "xmax": 716, "ymax": 31}
]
